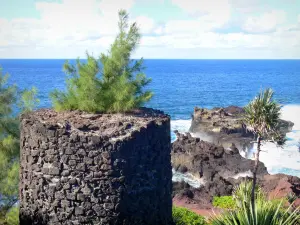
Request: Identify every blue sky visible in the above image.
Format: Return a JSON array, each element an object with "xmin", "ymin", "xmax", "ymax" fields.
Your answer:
[{"xmin": 0, "ymin": 0, "xmax": 300, "ymax": 59}]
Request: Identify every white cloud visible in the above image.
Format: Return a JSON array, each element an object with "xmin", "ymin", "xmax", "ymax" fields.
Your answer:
[
  {"xmin": 0, "ymin": 0, "xmax": 300, "ymax": 58},
  {"xmin": 0, "ymin": 0, "xmax": 139, "ymax": 49},
  {"xmin": 134, "ymin": 16, "xmax": 155, "ymax": 34},
  {"xmin": 243, "ymin": 10, "xmax": 287, "ymax": 33},
  {"xmin": 171, "ymin": 0, "xmax": 231, "ymax": 29},
  {"xmin": 229, "ymin": 0, "xmax": 264, "ymax": 13},
  {"xmin": 161, "ymin": 19, "xmax": 222, "ymax": 34}
]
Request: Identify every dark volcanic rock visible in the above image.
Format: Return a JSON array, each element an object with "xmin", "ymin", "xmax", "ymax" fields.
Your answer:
[
  {"xmin": 172, "ymin": 132, "xmax": 268, "ymax": 181},
  {"xmin": 189, "ymin": 106, "xmax": 294, "ymax": 154},
  {"xmin": 177, "ymin": 165, "xmax": 188, "ymax": 173},
  {"xmin": 171, "ymin": 133, "xmax": 300, "ymax": 209},
  {"xmin": 19, "ymin": 108, "xmax": 173, "ymax": 225},
  {"xmin": 171, "ymin": 132, "xmax": 267, "ymax": 208}
]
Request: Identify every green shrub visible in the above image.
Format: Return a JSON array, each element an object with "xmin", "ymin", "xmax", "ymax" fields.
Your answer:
[
  {"xmin": 50, "ymin": 10, "xmax": 152, "ymax": 113},
  {"xmin": 5, "ymin": 206, "xmax": 19, "ymax": 225},
  {"xmin": 210, "ymin": 199, "xmax": 300, "ymax": 225},
  {"xmin": 173, "ymin": 206, "xmax": 207, "ymax": 225},
  {"xmin": 210, "ymin": 182, "xmax": 300, "ymax": 225},
  {"xmin": 213, "ymin": 196, "xmax": 236, "ymax": 209},
  {"xmin": 0, "ymin": 68, "xmax": 38, "ymax": 223}
]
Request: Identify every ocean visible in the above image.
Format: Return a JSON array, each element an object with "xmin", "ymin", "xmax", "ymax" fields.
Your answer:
[{"xmin": 1, "ymin": 59, "xmax": 300, "ymax": 177}]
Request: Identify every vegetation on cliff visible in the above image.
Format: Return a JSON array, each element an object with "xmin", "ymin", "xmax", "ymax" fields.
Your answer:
[
  {"xmin": 50, "ymin": 10, "xmax": 152, "ymax": 113},
  {"xmin": 0, "ymin": 68, "xmax": 38, "ymax": 224}
]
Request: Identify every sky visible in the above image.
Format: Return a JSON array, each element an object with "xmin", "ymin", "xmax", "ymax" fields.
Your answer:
[{"xmin": 0, "ymin": 0, "xmax": 300, "ymax": 59}]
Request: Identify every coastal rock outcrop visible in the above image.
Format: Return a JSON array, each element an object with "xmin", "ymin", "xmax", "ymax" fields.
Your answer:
[
  {"xmin": 172, "ymin": 131, "xmax": 268, "ymax": 182},
  {"xmin": 171, "ymin": 133, "xmax": 300, "ymax": 210},
  {"xmin": 19, "ymin": 108, "xmax": 173, "ymax": 225},
  {"xmin": 189, "ymin": 106, "xmax": 294, "ymax": 154}
]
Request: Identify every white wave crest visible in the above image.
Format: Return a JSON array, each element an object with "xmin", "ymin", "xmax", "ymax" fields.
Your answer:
[
  {"xmin": 172, "ymin": 169, "xmax": 202, "ymax": 188},
  {"xmin": 281, "ymin": 105, "xmax": 300, "ymax": 130},
  {"xmin": 252, "ymin": 104, "xmax": 300, "ymax": 177},
  {"xmin": 170, "ymin": 105, "xmax": 300, "ymax": 178},
  {"xmin": 232, "ymin": 170, "xmax": 253, "ymax": 179},
  {"xmin": 170, "ymin": 119, "xmax": 192, "ymax": 142}
]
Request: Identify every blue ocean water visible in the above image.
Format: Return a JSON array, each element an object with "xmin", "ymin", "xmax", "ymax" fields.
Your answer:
[{"xmin": 1, "ymin": 59, "xmax": 300, "ymax": 176}]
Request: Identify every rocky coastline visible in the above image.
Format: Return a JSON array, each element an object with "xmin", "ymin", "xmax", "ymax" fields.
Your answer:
[
  {"xmin": 172, "ymin": 106, "xmax": 300, "ymax": 214},
  {"xmin": 189, "ymin": 106, "xmax": 294, "ymax": 156}
]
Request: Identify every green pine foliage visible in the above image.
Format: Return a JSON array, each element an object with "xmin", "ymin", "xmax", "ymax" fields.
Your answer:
[
  {"xmin": 0, "ymin": 68, "xmax": 39, "ymax": 224},
  {"xmin": 50, "ymin": 10, "xmax": 153, "ymax": 113},
  {"xmin": 172, "ymin": 206, "xmax": 207, "ymax": 225}
]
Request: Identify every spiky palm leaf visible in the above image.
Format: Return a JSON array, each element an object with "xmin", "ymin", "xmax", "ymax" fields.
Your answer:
[
  {"xmin": 211, "ymin": 198, "xmax": 300, "ymax": 225},
  {"xmin": 210, "ymin": 182, "xmax": 300, "ymax": 225},
  {"xmin": 244, "ymin": 88, "xmax": 283, "ymax": 222},
  {"xmin": 244, "ymin": 88, "xmax": 281, "ymax": 137},
  {"xmin": 232, "ymin": 181, "xmax": 265, "ymax": 208}
]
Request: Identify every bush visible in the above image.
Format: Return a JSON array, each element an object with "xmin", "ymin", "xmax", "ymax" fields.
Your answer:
[
  {"xmin": 173, "ymin": 206, "xmax": 207, "ymax": 225},
  {"xmin": 210, "ymin": 182, "xmax": 300, "ymax": 225},
  {"xmin": 213, "ymin": 196, "xmax": 236, "ymax": 209},
  {"xmin": 210, "ymin": 200, "xmax": 300, "ymax": 225},
  {"xmin": 50, "ymin": 10, "xmax": 153, "ymax": 113},
  {"xmin": 0, "ymin": 68, "xmax": 38, "ymax": 223},
  {"xmin": 5, "ymin": 206, "xmax": 19, "ymax": 225}
]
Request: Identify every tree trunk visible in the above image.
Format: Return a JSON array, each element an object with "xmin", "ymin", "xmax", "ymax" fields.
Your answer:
[{"xmin": 251, "ymin": 135, "xmax": 261, "ymax": 224}]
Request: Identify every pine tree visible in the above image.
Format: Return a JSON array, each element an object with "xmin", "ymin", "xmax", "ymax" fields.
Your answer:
[
  {"xmin": 50, "ymin": 10, "xmax": 153, "ymax": 113},
  {"xmin": 0, "ymin": 68, "xmax": 39, "ymax": 224}
]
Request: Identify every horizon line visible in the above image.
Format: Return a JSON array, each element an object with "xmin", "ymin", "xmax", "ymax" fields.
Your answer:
[{"xmin": 0, "ymin": 58, "xmax": 300, "ymax": 60}]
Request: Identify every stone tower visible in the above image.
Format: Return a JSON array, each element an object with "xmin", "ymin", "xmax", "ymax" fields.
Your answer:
[{"xmin": 19, "ymin": 108, "xmax": 172, "ymax": 225}]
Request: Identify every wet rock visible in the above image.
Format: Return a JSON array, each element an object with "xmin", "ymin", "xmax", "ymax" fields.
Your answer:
[
  {"xmin": 171, "ymin": 133, "xmax": 268, "ymax": 182},
  {"xmin": 177, "ymin": 165, "xmax": 188, "ymax": 173},
  {"xmin": 189, "ymin": 106, "xmax": 294, "ymax": 153}
]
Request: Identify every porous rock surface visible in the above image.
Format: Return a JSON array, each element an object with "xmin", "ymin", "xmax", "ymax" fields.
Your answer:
[
  {"xmin": 189, "ymin": 106, "xmax": 294, "ymax": 154},
  {"xmin": 171, "ymin": 133, "xmax": 300, "ymax": 210},
  {"xmin": 171, "ymin": 132, "xmax": 268, "ymax": 181},
  {"xmin": 19, "ymin": 108, "xmax": 172, "ymax": 225}
]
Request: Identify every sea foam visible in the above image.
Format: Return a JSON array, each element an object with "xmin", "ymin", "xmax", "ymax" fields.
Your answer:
[
  {"xmin": 170, "ymin": 105, "xmax": 300, "ymax": 178},
  {"xmin": 171, "ymin": 119, "xmax": 192, "ymax": 142},
  {"xmin": 253, "ymin": 105, "xmax": 300, "ymax": 177}
]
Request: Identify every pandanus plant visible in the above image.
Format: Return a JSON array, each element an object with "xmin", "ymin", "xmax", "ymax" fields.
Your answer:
[
  {"xmin": 210, "ymin": 181, "xmax": 300, "ymax": 225},
  {"xmin": 243, "ymin": 88, "xmax": 284, "ymax": 223}
]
